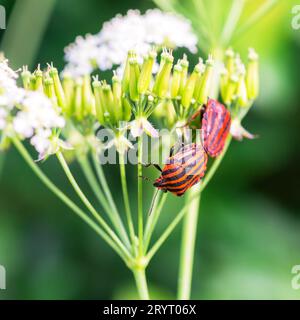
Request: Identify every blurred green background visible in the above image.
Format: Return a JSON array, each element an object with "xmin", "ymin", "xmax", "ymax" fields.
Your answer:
[{"xmin": 0, "ymin": 0, "xmax": 299, "ymax": 299}]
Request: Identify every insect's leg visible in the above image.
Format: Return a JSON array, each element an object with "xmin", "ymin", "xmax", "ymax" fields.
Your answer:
[
  {"xmin": 176, "ymin": 108, "xmax": 203, "ymax": 129},
  {"xmin": 141, "ymin": 162, "xmax": 162, "ymax": 172}
]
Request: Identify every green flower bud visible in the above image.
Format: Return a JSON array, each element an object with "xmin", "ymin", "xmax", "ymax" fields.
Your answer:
[
  {"xmin": 220, "ymin": 68, "xmax": 229, "ymax": 103},
  {"xmin": 74, "ymin": 78, "xmax": 83, "ymax": 121},
  {"xmin": 152, "ymin": 49, "xmax": 168, "ymax": 93},
  {"xmin": 196, "ymin": 55, "xmax": 214, "ymax": 104},
  {"xmin": 34, "ymin": 65, "xmax": 43, "ymax": 92},
  {"xmin": 82, "ymin": 74, "xmax": 95, "ymax": 117},
  {"xmin": 225, "ymin": 48, "xmax": 235, "ymax": 75},
  {"xmin": 29, "ymin": 74, "xmax": 37, "ymax": 91},
  {"xmin": 49, "ymin": 65, "xmax": 67, "ymax": 110},
  {"xmin": 112, "ymin": 72, "xmax": 123, "ymax": 121},
  {"xmin": 102, "ymin": 82, "xmax": 115, "ymax": 124},
  {"xmin": 92, "ymin": 77, "xmax": 105, "ymax": 124},
  {"xmin": 246, "ymin": 48, "xmax": 259, "ymax": 100},
  {"xmin": 138, "ymin": 50, "xmax": 157, "ymax": 94},
  {"xmin": 122, "ymin": 97, "xmax": 132, "ymax": 122},
  {"xmin": 129, "ymin": 57, "xmax": 140, "ymax": 102},
  {"xmin": 21, "ymin": 66, "xmax": 31, "ymax": 90},
  {"xmin": 44, "ymin": 76, "xmax": 58, "ymax": 106},
  {"xmin": 154, "ymin": 51, "xmax": 174, "ymax": 98},
  {"xmin": 171, "ymin": 64, "xmax": 182, "ymax": 99},
  {"xmin": 182, "ymin": 59, "xmax": 204, "ymax": 108},
  {"xmin": 236, "ymin": 64, "xmax": 248, "ymax": 107},
  {"xmin": 62, "ymin": 73, "xmax": 74, "ymax": 116},
  {"xmin": 122, "ymin": 50, "xmax": 135, "ymax": 94},
  {"xmin": 223, "ymin": 74, "xmax": 238, "ymax": 105},
  {"xmin": 179, "ymin": 54, "xmax": 189, "ymax": 96}
]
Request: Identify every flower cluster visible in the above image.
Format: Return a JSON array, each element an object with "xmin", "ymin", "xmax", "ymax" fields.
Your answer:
[
  {"xmin": 63, "ymin": 9, "xmax": 198, "ymax": 77},
  {"xmin": 0, "ymin": 61, "xmax": 65, "ymax": 157}
]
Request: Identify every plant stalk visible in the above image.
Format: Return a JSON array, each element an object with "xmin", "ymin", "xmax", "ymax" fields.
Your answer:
[
  {"xmin": 56, "ymin": 151, "xmax": 131, "ymax": 259},
  {"xmin": 132, "ymin": 268, "xmax": 150, "ymax": 300},
  {"xmin": 78, "ymin": 153, "xmax": 130, "ymax": 248},
  {"xmin": 11, "ymin": 137, "xmax": 129, "ymax": 262},
  {"xmin": 177, "ymin": 190, "xmax": 201, "ymax": 300}
]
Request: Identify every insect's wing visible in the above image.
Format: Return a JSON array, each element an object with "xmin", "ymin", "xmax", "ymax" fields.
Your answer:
[{"xmin": 202, "ymin": 99, "xmax": 231, "ymax": 157}]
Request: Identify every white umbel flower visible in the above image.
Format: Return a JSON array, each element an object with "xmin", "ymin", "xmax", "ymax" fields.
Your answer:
[
  {"xmin": 63, "ymin": 9, "xmax": 198, "ymax": 77},
  {"xmin": 0, "ymin": 59, "xmax": 66, "ymax": 157},
  {"xmin": 13, "ymin": 91, "xmax": 65, "ymax": 155}
]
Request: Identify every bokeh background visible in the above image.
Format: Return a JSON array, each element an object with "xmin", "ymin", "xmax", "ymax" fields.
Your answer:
[{"xmin": 0, "ymin": 0, "xmax": 299, "ymax": 299}]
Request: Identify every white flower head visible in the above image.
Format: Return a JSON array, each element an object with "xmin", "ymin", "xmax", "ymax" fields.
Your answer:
[
  {"xmin": 63, "ymin": 9, "xmax": 198, "ymax": 76},
  {"xmin": 13, "ymin": 90, "xmax": 66, "ymax": 156}
]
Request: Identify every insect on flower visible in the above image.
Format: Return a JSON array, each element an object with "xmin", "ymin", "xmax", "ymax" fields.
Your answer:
[
  {"xmin": 201, "ymin": 99, "xmax": 231, "ymax": 157},
  {"xmin": 184, "ymin": 98, "xmax": 231, "ymax": 158},
  {"xmin": 153, "ymin": 143, "xmax": 208, "ymax": 196}
]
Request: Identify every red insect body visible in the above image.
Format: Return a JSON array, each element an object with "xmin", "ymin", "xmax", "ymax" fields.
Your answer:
[
  {"xmin": 201, "ymin": 99, "xmax": 231, "ymax": 157},
  {"xmin": 154, "ymin": 143, "xmax": 208, "ymax": 197}
]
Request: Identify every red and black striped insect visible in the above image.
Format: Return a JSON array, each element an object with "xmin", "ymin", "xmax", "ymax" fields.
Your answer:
[
  {"xmin": 185, "ymin": 99, "xmax": 231, "ymax": 157},
  {"xmin": 201, "ymin": 99, "xmax": 231, "ymax": 157},
  {"xmin": 153, "ymin": 143, "xmax": 208, "ymax": 197}
]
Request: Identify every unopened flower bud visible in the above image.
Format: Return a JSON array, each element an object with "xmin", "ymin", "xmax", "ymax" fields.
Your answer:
[
  {"xmin": 34, "ymin": 65, "xmax": 43, "ymax": 92},
  {"xmin": 62, "ymin": 73, "xmax": 74, "ymax": 115},
  {"xmin": 92, "ymin": 77, "xmax": 105, "ymax": 124},
  {"xmin": 122, "ymin": 50, "xmax": 135, "ymax": 94},
  {"xmin": 122, "ymin": 97, "xmax": 132, "ymax": 122},
  {"xmin": 225, "ymin": 48, "xmax": 235, "ymax": 75},
  {"xmin": 179, "ymin": 54, "xmax": 189, "ymax": 96},
  {"xmin": 182, "ymin": 60, "xmax": 204, "ymax": 108},
  {"xmin": 21, "ymin": 66, "xmax": 31, "ymax": 90},
  {"xmin": 30, "ymin": 74, "xmax": 37, "ymax": 91},
  {"xmin": 171, "ymin": 64, "xmax": 182, "ymax": 99},
  {"xmin": 220, "ymin": 67, "xmax": 228, "ymax": 103},
  {"xmin": 49, "ymin": 65, "xmax": 67, "ymax": 110},
  {"xmin": 138, "ymin": 50, "xmax": 157, "ymax": 95},
  {"xmin": 223, "ymin": 74, "xmax": 238, "ymax": 105},
  {"xmin": 196, "ymin": 55, "xmax": 214, "ymax": 104},
  {"xmin": 154, "ymin": 50, "xmax": 174, "ymax": 98},
  {"xmin": 246, "ymin": 48, "xmax": 259, "ymax": 100},
  {"xmin": 236, "ymin": 64, "xmax": 248, "ymax": 107},
  {"xmin": 112, "ymin": 72, "xmax": 123, "ymax": 122},
  {"xmin": 129, "ymin": 57, "xmax": 140, "ymax": 102},
  {"xmin": 74, "ymin": 78, "xmax": 83, "ymax": 121},
  {"xmin": 82, "ymin": 74, "xmax": 95, "ymax": 117},
  {"xmin": 44, "ymin": 76, "xmax": 58, "ymax": 106},
  {"xmin": 102, "ymin": 82, "xmax": 116, "ymax": 124}
]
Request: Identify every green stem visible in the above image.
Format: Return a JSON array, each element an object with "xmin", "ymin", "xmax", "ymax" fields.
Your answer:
[
  {"xmin": 56, "ymin": 151, "xmax": 131, "ymax": 260},
  {"xmin": 137, "ymin": 138, "xmax": 144, "ymax": 256},
  {"xmin": 119, "ymin": 155, "xmax": 136, "ymax": 250},
  {"xmin": 144, "ymin": 191, "xmax": 167, "ymax": 252},
  {"xmin": 78, "ymin": 153, "xmax": 130, "ymax": 248},
  {"xmin": 146, "ymin": 201, "xmax": 189, "ymax": 262},
  {"xmin": 177, "ymin": 190, "xmax": 201, "ymax": 300},
  {"xmin": 177, "ymin": 135, "xmax": 232, "ymax": 299},
  {"xmin": 11, "ymin": 137, "xmax": 129, "ymax": 262},
  {"xmin": 132, "ymin": 268, "xmax": 150, "ymax": 300}
]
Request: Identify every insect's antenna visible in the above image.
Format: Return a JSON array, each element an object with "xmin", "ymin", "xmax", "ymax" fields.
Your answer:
[{"xmin": 148, "ymin": 189, "xmax": 160, "ymax": 216}]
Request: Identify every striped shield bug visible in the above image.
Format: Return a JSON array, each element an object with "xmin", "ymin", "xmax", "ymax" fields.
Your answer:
[
  {"xmin": 153, "ymin": 143, "xmax": 208, "ymax": 197},
  {"xmin": 201, "ymin": 99, "xmax": 231, "ymax": 157}
]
